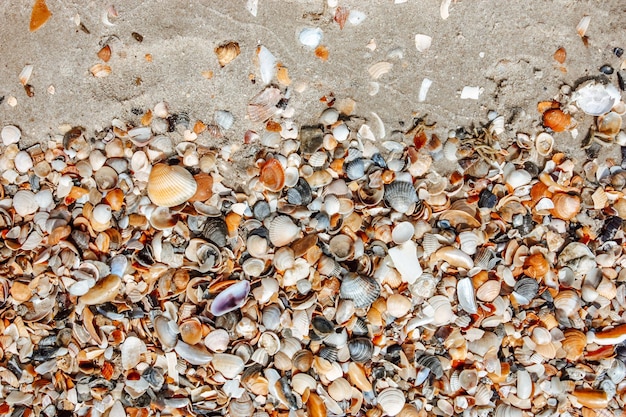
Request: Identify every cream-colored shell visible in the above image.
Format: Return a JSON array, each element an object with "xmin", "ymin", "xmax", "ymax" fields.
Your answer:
[{"xmin": 147, "ymin": 163, "xmax": 197, "ymax": 207}]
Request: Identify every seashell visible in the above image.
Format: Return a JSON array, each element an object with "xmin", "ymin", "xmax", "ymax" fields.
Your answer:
[
  {"xmin": 553, "ymin": 289, "xmax": 580, "ymax": 317},
  {"xmin": 573, "ymin": 81, "xmax": 620, "ymax": 116},
  {"xmin": 414, "ymin": 34, "xmax": 432, "ymax": 52},
  {"xmin": 516, "ymin": 369, "xmax": 532, "ymax": 400},
  {"xmin": 209, "ymin": 280, "xmax": 250, "ymax": 317},
  {"xmin": 431, "ymin": 246, "xmax": 473, "ymax": 270},
  {"xmin": 153, "ymin": 315, "xmax": 178, "ymax": 350},
  {"xmin": 248, "ymin": 87, "xmax": 282, "ymax": 122},
  {"xmin": 259, "ymin": 158, "xmax": 285, "ymax": 192},
  {"xmin": 215, "ymin": 41, "xmax": 240, "ymax": 67},
  {"xmin": 179, "ymin": 318, "xmax": 203, "ymax": 345},
  {"xmin": 1, "ymin": 125, "xmax": 21, "ymax": 146},
  {"xmin": 542, "ymin": 108, "xmax": 571, "ymax": 132},
  {"xmin": 292, "ymin": 373, "xmax": 317, "ymax": 395},
  {"xmin": 572, "ymin": 390, "xmax": 609, "ymax": 409},
  {"xmin": 377, "ymin": 388, "xmax": 406, "ymax": 416},
  {"xmin": 340, "ymin": 273, "xmax": 381, "ymax": 309},
  {"xmin": 202, "ymin": 217, "xmax": 228, "ymax": 247},
  {"xmin": 328, "ymin": 377, "xmax": 351, "ymax": 402},
  {"xmin": 332, "ymin": 123, "xmax": 350, "ymax": 142},
  {"xmin": 299, "ymin": 27, "xmax": 323, "ymax": 48},
  {"xmin": 457, "ymin": 277, "xmax": 478, "ymax": 314},
  {"xmin": 607, "ymin": 359, "xmax": 626, "ymax": 384},
  {"xmin": 392, "ymin": 221, "xmax": 414, "ymax": 244},
  {"xmin": 320, "ymin": 108, "xmax": 339, "ymax": 126},
  {"xmin": 386, "ymin": 293, "xmax": 412, "ymax": 317},
  {"xmin": 269, "ymin": 215, "xmax": 301, "ymax": 247},
  {"xmin": 215, "ymin": 110, "xmax": 234, "ymax": 130},
  {"xmin": 292, "ymin": 349, "xmax": 314, "ymax": 372},
  {"xmin": 147, "ymin": 163, "xmax": 197, "ymax": 207},
  {"xmin": 494, "ymin": 405, "xmax": 522, "ymax": 417},
  {"xmin": 512, "ymin": 277, "xmax": 539, "ymax": 305},
  {"xmin": 13, "ymin": 190, "xmax": 39, "ymax": 217},
  {"xmin": 368, "ymin": 61, "xmax": 393, "ymax": 80},
  {"xmin": 287, "ymin": 178, "xmax": 312, "ymax": 205},
  {"xmin": 428, "ymin": 295, "xmax": 455, "ymax": 325},
  {"xmin": 94, "ymin": 166, "xmax": 119, "ymax": 191},
  {"xmin": 92, "ymin": 203, "xmax": 112, "ymax": 225},
  {"xmin": 30, "ymin": 0, "xmax": 52, "ymax": 32},
  {"xmin": 318, "ymin": 346, "xmax": 338, "ymax": 361},
  {"xmin": 344, "ymin": 158, "xmax": 365, "ymax": 180},
  {"xmin": 348, "ymin": 337, "xmax": 374, "ymax": 363},
  {"xmin": 550, "ymin": 192, "xmax": 581, "ymax": 221},
  {"xmin": 121, "ymin": 336, "xmax": 147, "ymax": 370},
  {"xmin": 242, "ymin": 257, "xmax": 266, "ymax": 277},
  {"xmin": 204, "ymin": 329, "xmax": 230, "ymax": 352},
  {"xmin": 385, "ymin": 181, "xmax": 418, "ymax": 214},
  {"xmin": 273, "ymin": 247, "xmax": 295, "ymax": 271},
  {"xmin": 524, "ymin": 253, "xmax": 549, "ymax": 279},
  {"xmin": 535, "ymin": 132, "xmax": 554, "ymax": 156},
  {"xmin": 459, "ymin": 369, "xmax": 478, "ymax": 391},
  {"xmin": 261, "ymin": 304, "xmax": 282, "ymax": 331},
  {"xmin": 90, "ymin": 63, "xmax": 111, "ymax": 78},
  {"xmin": 329, "ymin": 234, "xmax": 354, "ymax": 261},
  {"xmin": 228, "ymin": 393, "xmax": 254, "ymax": 417},
  {"xmin": 505, "ymin": 169, "xmax": 532, "ymax": 189},
  {"xmin": 597, "ymin": 111, "xmax": 622, "ymax": 137},
  {"xmin": 587, "ymin": 324, "xmax": 626, "ymax": 346},
  {"xmin": 458, "ymin": 231, "xmax": 480, "ymax": 255},
  {"xmin": 14, "ymin": 151, "xmax": 33, "ymax": 173},
  {"xmin": 79, "ymin": 274, "xmax": 121, "ymax": 305},
  {"xmin": 256, "ymin": 45, "xmax": 276, "ymax": 84},
  {"xmin": 212, "ymin": 353, "xmax": 245, "ymax": 379}
]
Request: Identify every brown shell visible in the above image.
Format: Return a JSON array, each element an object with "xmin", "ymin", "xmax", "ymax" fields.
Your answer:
[
  {"xmin": 259, "ymin": 158, "xmax": 285, "ymax": 192},
  {"xmin": 215, "ymin": 42, "xmax": 240, "ymax": 67},
  {"xmin": 562, "ymin": 329, "xmax": 586, "ymax": 361},
  {"xmin": 97, "ymin": 45, "xmax": 112, "ymax": 62},
  {"xmin": 542, "ymin": 108, "xmax": 571, "ymax": 132},
  {"xmin": 30, "ymin": 0, "xmax": 52, "ymax": 32},
  {"xmin": 553, "ymin": 47, "xmax": 566, "ymax": 64},
  {"xmin": 524, "ymin": 253, "xmax": 550, "ymax": 278}
]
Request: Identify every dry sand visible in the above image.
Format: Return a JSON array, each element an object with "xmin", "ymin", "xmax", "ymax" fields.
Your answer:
[{"xmin": 1, "ymin": 0, "xmax": 625, "ymax": 183}]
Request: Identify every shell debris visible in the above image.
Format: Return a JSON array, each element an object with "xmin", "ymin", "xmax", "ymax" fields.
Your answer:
[{"xmin": 1, "ymin": 37, "xmax": 626, "ymax": 417}]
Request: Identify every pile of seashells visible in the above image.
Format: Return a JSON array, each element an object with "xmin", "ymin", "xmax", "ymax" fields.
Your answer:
[{"xmin": 0, "ymin": 75, "xmax": 625, "ymax": 417}]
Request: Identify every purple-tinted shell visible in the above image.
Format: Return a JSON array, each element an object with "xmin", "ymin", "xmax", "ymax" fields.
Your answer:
[{"xmin": 210, "ymin": 280, "xmax": 251, "ymax": 317}]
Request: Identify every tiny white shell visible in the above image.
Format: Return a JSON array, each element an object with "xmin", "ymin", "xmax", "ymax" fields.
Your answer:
[
  {"xmin": 14, "ymin": 151, "xmax": 33, "ymax": 173},
  {"xmin": 418, "ymin": 78, "xmax": 433, "ymax": 102},
  {"xmin": 298, "ymin": 27, "xmax": 323, "ymax": 48},
  {"xmin": 535, "ymin": 132, "xmax": 554, "ymax": 156},
  {"xmin": 414, "ymin": 34, "xmax": 432, "ymax": 52},
  {"xmin": 215, "ymin": 110, "xmax": 234, "ymax": 130},
  {"xmin": 13, "ymin": 190, "xmax": 39, "ymax": 216},
  {"xmin": 1, "ymin": 125, "xmax": 21, "ymax": 146},
  {"xmin": 92, "ymin": 204, "xmax": 113, "ymax": 224},
  {"xmin": 368, "ymin": 61, "xmax": 393, "ymax": 80},
  {"xmin": 332, "ymin": 123, "xmax": 350, "ymax": 142},
  {"xmin": 460, "ymin": 86, "xmax": 481, "ymax": 100},
  {"xmin": 257, "ymin": 46, "xmax": 277, "ymax": 85}
]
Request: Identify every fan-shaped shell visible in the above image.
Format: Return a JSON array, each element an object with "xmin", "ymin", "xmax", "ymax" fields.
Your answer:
[
  {"xmin": 215, "ymin": 41, "xmax": 240, "ymax": 67},
  {"xmin": 368, "ymin": 61, "xmax": 393, "ymax": 80},
  {"xmin": 385, "ymin": 181, "xmax": 418, "ymax": 214},
  {"xmin": 553, "ymin": 289, "xmax": 580, "ymax": 317},
  {"xmin": 542, "ymin": 108, "xmax": 571, "ymax": 132},
  {"xmin": 202, "ymin": 217, "xmax": 228, "ymax": 247},
  {"xmin": 550, "ymin": 192, "xmax": 581, "ymax": 221},
  {"xmin": 269, "ymin": 215, "xmax": 301, "ymax": 247},
  {"xmin": 512, "ymin": 277, "xmax": 539, "ymax": 305},
  {"xmin": 147, "ymin": 163, "xmax": 197, "ymax": 207},
  {"xmin": 339, "ymin": 273, "xmax": 381, "ymax": 309},
  {"xmin": 248, "ymin": 87, "xmax": 282, "ymax": 122}
]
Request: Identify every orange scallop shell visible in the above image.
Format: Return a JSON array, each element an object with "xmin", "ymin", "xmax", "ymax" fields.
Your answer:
[
  {"xmin": 259, "ymin": 158, "xmax": 285, "ymax": 192},
  {"xmin": 542, "ymin": 108, "xmax": 571, "ymax": 132}
]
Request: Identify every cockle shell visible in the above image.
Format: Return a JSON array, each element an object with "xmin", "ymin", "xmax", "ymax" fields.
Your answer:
[
  {"xmin": 550, "ymin": 193, "xmax": 581, "ymax": 221},
  {"xmin": 13, "ymin": 190, "xmax": 39, "ymax": 217},
  {"xmin": 209, "ymin": 280, "xmax": 250, "ymax": 317},
  {"xmin": 340, "ymin": 273, "xmax": 380, "ymax": 309},
  {"xmin": 259, "ymin": 158, "xmax": 285, "ymax": 192},
  {"xmin": 385, "ymin": 181, "xmax": 418, "ymax": 214},
  {"xmin": 269, "ymin": 215, "xmax": 301, "ymax": 247},
  {"xmin": 377, "ymin": 388, "xmax": 406, "ymax": 416},
  {"xmin": 248, "ymin": 87, "xmax": 282, "ymax": 122},
  {"xmin": 147, "ymin": 163, "xmax": 197, "ymax": 207}
]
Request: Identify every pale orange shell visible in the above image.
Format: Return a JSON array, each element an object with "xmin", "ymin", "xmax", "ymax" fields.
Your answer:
[
  {"xmin": 550, "ymin": 192, "xmax": 581, "ymax": 221},
  {"xmin": 179, "ymin": 318, "xmax": 203, "ymax": 345},
  {"xmin": 524, "ymin": 253, "xmax": 550, "ymax": 278},
  {"xmin": 476, "ymin": 280, "xmax": 501, "ymax": 302},
  {"xmin": 259, "ymin": 158, "xmax": 285, "ymax": 192},
  {"xmin": 562, "ymin": 329, "xmax": 586, "ymax": 361},
  {"xmin": 147, "ymin": 163, "xmax": 198, "ymax": 207},
  {"xmin": 542, "ymin": 108, "xmax": 571, "ymax": 132},
  {"xmin": 215, "ymin": 42, "xmax": 240, "ymax": 67}
]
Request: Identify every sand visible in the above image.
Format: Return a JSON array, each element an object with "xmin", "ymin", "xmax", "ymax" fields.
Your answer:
[{"xmin": 0, "ymin": 0, "xmax": 624, "ymax": 183}]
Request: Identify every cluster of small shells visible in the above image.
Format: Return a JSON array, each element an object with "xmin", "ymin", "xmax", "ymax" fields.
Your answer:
[{"xmin": 0, "ymin": 74, "xmax": 625, "ymax": 417}]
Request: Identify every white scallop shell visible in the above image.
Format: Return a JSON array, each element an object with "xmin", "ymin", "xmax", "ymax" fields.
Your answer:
[
  {"xmin": 332, "ymin": 123, "xmax": 350, "ymax": 142},
  {"xmin": 14, "ymin": 151, "xmax": 33, "ymax": 173},
  {"xmin": 13, "ymin": 190, "xmax": 39, "ymax": 216},
  {"xmin": 298, "ymin": 27, "xmax": 323, "ymax": 48},
  {"xmin": 505, "ymin": 169, "xmax": 532, "ymax": 189},
  {"xmin": 273, "ymin": 247, "xmax": 295, "ymax": 271},
  {"xmin": 212, "ymin": 353, "xmax": 244, "ymax": 379},
  {"xmin": 268, "ymin": 215, "xmax": 301, "ymax": 247},
  {"xmin": 319, "ymin": 108, "xmax": 339, "ymax": 125},
  {"xmin": 247, "ymin": 235, "xmax": 269, "ymax": 258},
  {"xmin": 377, "ymin": 388, "xmax": 406, "ymax": 416}
]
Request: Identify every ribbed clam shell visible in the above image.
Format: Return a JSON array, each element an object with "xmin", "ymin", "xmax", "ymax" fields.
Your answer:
[
  {"xmin": 344, "ymin": 158, "xmax": 365, "ymax": 180},
  {"xmin": 202, "ymin": 216, "xmax": 228, "ymax": 247},
  {"xmin": 269, "ymin": 215, "xmax": 301, "ymax": 247},
  {"xmin": 350, "ymin": 317, "xmax": 370, "ymax": 337},
  {"xmin": 248, "ymin": 87, "xmax": 282, "ymax": 122},
  {"xmin": 215, "ymin": 41, "xmax": 240, "ymax": 67},
  {"xmin": 319, "ymin": 346, "xmax": 338, "ymax": 362},
  {"xmin": 212, "ymin": 353, "xmax": 245, "ymax": 379},
  {"xmin": 377, "ymin": 388, "xmax": 406, "ymax": 416},
  {"xmin": 273, "ymin": 247, "xmax": 295, "ymax": 271},
  {"xmin": 348, "ymin": 337, "xmax": 374, "ymax": 362},
  {"xmin": 476, "ymin": 280, "xmax": 501, "ymax": 302},
  {"xmin": 554, "ymin": 289, "xmax": 581, "ymax": 317},
  {"xmin": 384, "ymin": 181, "xmax": 418, "ymax": 214},
  {"xmin": 512, "ymin": 277, "xmax": 539, "ymax": 305},
  {"xmin": 228, "ymin": 394, "xmax": 254, "ymax": 417},
  {"xmin": 309, "ymin": 151, "xmax": 328, "ymax": 167},
  {"xmin": 339, "ymin": 273, "xmax": 381, "ymax": 309},
  {"xmin": 459, "ymin": 231, "xmax": 480, "ymax": 255},
  {"xmin": 210, "ymin": 280, "xmax": 250, "ymax": 317},
  {"xmin": 311, "ymin": 316, "xmax": 335, "ymax": 338},
  {"xmin": 318, "ymin": 255, "xmax": 342, "ymax": 277},
  {"xmin": 147, "ymin": 163, "xmax": 197, "ymax": 207},
  {"xmin": 262, "ymin": 304, "xmax": 282, "ymax": 331}
]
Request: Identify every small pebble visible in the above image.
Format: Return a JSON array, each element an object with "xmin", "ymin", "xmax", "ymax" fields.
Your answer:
[{"xmin": 599, "ymin": 64, "xmax": 614, "ymax": 75}]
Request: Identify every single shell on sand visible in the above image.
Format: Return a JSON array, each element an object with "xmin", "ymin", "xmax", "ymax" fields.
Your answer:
[{"xmin": 147, "ymin": 163, "xmax": 197, "ymax": 207}]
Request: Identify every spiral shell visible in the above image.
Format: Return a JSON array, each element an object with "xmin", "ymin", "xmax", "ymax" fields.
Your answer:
[{"xmin": 147, "ymin": 163, "xmax": 197, "ymax": 207}]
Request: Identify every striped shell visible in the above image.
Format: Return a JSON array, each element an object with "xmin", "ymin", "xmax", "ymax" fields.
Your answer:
[
  {"xmin": 384, "ymin": 181, "xmax": 418, "ymax": 214},
  {"xmin": 147, "ymin": 163, "xmax": 197, "ymax": 207},
  {"xmin": 269, "ymin": 215, "xmax": 301, "ymax": 247},
  {"xmin": 339, "ymin": 273, "xmax": 381, "ymax": 309}
]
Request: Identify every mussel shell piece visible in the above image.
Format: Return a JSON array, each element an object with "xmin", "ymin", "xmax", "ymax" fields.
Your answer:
[
  {"xmin": 210, "ymin": 280, "xmax": 251, "ymax": 317},
  {"xmin": 384, "ymin": 181, "xmax": 418, "ymax": 214},
  {"xmin": 147, "ymin": 163, "xmax": 197, "ymax": 207},
  {"xmin": 339, "ymin": 273, "xmax": 381, "ymax": 309},
  {"xmin": 348, "ymin": 337, "xmax": 374, "ymax": 362}
]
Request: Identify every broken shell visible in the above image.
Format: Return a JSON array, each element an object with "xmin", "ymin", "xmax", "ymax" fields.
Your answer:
[
  {"xmin": 90, "ymin": 63, "xmax": 111, "ymax": 78},
  {"xmin": 79, "ymin": 274, "xmax": 121, "ymax": 305},
  {"xmin": 392, "ymin": 221, "xmax": 415, "ymax": 244},
  {"xmin": 597, "ymin": 111, "xmax": 622, "ymax": 137},
  {"xmin": 212, "ymin": 353, "xmax": 245, "ymax": 379},
  {"xmin": 204, "ymin": 329, "xmax": 230, "ymax": 352},
  {"xmin": 432, "ymin": 246, "xmax": 473, "ymax": 270},
  {"xmin": 368, "ymin": 61, "xmax": 393, "ymax": 80},
  {"xmin": 94, "ymin": 166, "xmax": 119, "ymax": 191},
  {"xmin": 210, "ymin": 280, "xmax": 250, "ymax": 317},
  {"xmin": 175, "ymin": 340, "xmax": 212, "ymax": 365},
  {"xmin": 299, "ymin": 27, "xmax": 323, "ymax": 48},
  {"xmin": 147, "ymin": 163, "xmax": 197, "ymax": 207},
  {"xmin": 573, "ymin": 81, "xmax": 620, "ymax": 116},
  {"xmin": 457, "ymin": 277, "xmax": 478, "ymax": 314},
  {"xmin": 414, "ymin": 34, "xmax": 432, "ymax": 52},
  {"xmin": 215, "ymin": 41, "xmax": 240, "ymax": 67}
]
